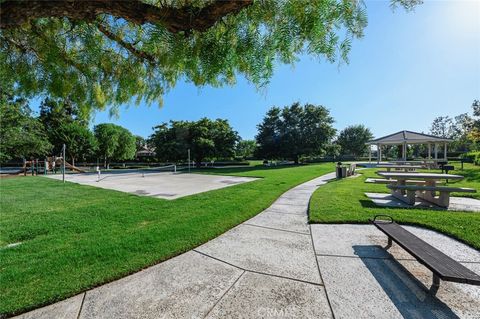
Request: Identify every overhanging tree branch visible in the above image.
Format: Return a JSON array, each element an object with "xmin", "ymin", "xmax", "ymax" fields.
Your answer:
[
  {"xmin": 0, "ymin": 0, "xmax": 253, "ymax": 32},
  {"xmin": 95, "ymin": 23, "xmax": 155, "ymax": 63}
]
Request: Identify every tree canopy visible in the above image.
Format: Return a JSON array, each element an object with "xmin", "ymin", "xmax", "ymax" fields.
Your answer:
[
  {"xmin": 39, "ymin": 98, "xmax": 90, "ymax": 155},
  {"xmin": 0, "ymin": 0, "xmax": 420, "ymax": 117},
  {"xmin": 94, "ymin": 123, "xmax": 136, "ymax": 167},
  {"xmin": 336, "ymin": 124, "xmax": 373, "ymax": 157},
  {"xmin": 149, "ymin": 118, "xmax": 238, "ymax": 166},
  {"xmin": 255, "ymin": 102, "xmax": 336, "ymax": 163},
  {"xmin": 0, "ymin": 95, "xmax": 52, "ymax": 161},
  {"xmin": 235, "ymin": 139, "xmax": 257, "ymax": 159}
]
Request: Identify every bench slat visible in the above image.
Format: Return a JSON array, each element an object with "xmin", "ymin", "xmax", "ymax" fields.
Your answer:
[{"xmin": 373, "ymin": 222, "xmax": 480, "ymax": 285}]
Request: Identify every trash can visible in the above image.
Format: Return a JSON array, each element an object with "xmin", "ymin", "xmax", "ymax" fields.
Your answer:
[{"xmin": 336, "ymin": 162, "xmax": 346, "ymax": 178}]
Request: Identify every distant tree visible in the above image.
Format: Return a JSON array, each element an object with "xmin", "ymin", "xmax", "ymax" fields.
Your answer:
[
  {"xmin": 149, "ymin": 118, "xmax": 238, "ymax": 167},
  {"xmin": 0, "ymin": 95, "xmax": 52, "ymax": 161},
  {"xmin": 255, "ymin": 103, "xmax": 336, "ymax": 163},
  {"xmin": 449, "ymin": 113, "xmax": 473, "ymax": 152},
  {"xmin": 469, "ymin": 100, "xmax": 480, "ymax": 147},
  {"xmin": 39, "ymin": 98, "xmax": 90, "ymax": 155},
  {"xmin": 336, "ymin": 125, "xmax": 373, "ymax": 157},
  {"xmin": 135, "ymin": 136, "xmax": 146, "ymax": 152},
  {"xmin": 254, "ymin": 107, "xmax": 282, "ymax": 160},
  {"xmin": 430, "ymin": 116, "xmax": 454, "ymax": 139},
  {"xmin": 324, "ymin": 143, "xmax": 341, "ymax": 160},
  {"xmin": 94, "ymin": 124, "xmax": 136, "ymax": 168},
  {"xmin": 235, "ymin": 139, "xmax": 257, "ymax": 159},
  {"xmin": 57, "ymin": 122, "xmax": 97, "ymax": 166}
]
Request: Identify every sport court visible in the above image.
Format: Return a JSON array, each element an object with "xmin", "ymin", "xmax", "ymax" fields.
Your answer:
[{"xmin": 47, "ymin": 169, "xmax": 258, "ymax": 199}]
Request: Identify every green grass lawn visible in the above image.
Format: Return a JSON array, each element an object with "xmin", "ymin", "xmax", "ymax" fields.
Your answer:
[
  {"xmin": 310, "ymin": 162, "xmax": 480, "ymax": 250},
  {"xmin": 0, "ymin": 163, "xmax": 334, "ymax": 316}
]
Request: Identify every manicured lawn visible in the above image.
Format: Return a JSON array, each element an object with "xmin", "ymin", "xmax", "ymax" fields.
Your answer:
[
  {"xmin": 310, "ymin": 163, "xmax": 480, "ymax": 250},
  {"xmin": 0, "ymin": 163, "xmax": 334, "ymax": 316}
]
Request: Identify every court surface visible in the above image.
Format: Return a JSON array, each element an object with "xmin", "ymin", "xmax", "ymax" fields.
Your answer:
[{"xmin": 46, "ymin": 171, "xmax": 258, "ymax": 200}]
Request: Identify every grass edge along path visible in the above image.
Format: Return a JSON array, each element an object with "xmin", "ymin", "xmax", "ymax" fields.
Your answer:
[
  {"xmin": 309, "ymin": 164, "xmax": 480, "ymax": 251},
  {"xmin": 0, "ymin": 163, "xmax": 334, "ymax": 317}
]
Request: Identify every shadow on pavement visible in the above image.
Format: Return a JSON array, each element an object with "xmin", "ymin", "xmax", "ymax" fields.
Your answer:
[{"xmin": 353, "ymin": 245, "xmax": 459, "ymax": 319}]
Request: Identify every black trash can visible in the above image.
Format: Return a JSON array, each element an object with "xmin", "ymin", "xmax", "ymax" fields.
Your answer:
[{"xmin": 336, "ymin": 162, "xmax": 345, "ymax": 178}]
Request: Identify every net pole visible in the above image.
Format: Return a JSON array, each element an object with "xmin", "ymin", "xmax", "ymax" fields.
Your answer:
[
  {"xmin": 188, "ymin": 149, "xmax": 191, "ymax": 173},
  {"xmin": 62, "ymin": 144, "xmax": 66, "ymax": 183}
]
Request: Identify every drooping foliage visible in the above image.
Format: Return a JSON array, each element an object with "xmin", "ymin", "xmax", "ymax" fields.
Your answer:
[{"xmin": 0, "ymin": 0, "xmax": 420, "ymax": 117}]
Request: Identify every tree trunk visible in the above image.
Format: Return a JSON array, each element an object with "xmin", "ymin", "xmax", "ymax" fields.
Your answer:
[
  {"xmin": 294, "ymin": 155, "xmax": 299, "ymax": 165},
  {"xmin": 195, "ymin": 159, "xmax": 202, "ymax": 168},
  {"xmin": 71, "ymin": 156, "xmax": 75, "ymax": 167},
  {"xmin": 0, "ymin": 0, "xmax": 253, "ymax": 33}
]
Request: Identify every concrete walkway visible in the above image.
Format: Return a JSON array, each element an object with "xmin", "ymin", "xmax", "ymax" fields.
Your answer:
[{"xmin": 14, "ymin": 172, "xmax": 480, "ymax": 319}]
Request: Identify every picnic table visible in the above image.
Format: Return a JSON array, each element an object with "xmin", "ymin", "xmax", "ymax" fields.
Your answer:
[
  {"xmin": 376, "ymin": 164, "xmax": 423, "ymax": 172},
  {"xmin": 375, "ymin": 172, "xmax": 475, "ymax": 208}
]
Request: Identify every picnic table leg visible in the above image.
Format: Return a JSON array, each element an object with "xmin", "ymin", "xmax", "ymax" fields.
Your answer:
[{"xmin": 437, "ymin": 191, "xmax": 450, "ymax": 208}]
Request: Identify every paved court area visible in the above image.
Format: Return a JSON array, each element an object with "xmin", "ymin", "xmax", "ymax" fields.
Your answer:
[
  {"xmin": 17, "ymin": 172, "xmax": 480, "ymax": 319},
  {"xmin": 46, "ymin": 171, "xmax": 258, "ymax": 199}
]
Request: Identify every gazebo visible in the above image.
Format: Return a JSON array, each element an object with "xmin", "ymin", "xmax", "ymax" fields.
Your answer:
[{"xmin": 366, "ymin": 130, "xmax": 452, "ymax": 163}]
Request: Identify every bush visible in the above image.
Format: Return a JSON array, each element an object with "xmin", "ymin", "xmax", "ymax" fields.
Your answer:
[{"xmin": 461, "ymin": 151, "xmax": 480, "ymax": 165}]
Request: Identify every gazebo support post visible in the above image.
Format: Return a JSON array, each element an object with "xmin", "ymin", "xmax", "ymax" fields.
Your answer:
[
  {"xmin": 377, "ymin": 144, "xmax": 382, "ymax": 164},
  {"xmin": 434, "ymin": 143, "xmax": 438, "ymax": 160},
  {"xmin": 444, "ymin": 142, "xmax": 447, "ymax": 160},
  {"xmin": 369, "ymin": 146, "xmax": 372, "ymax": 163},
  {"xmin": 428, "ymin": 143, "xmax": 431, "ymax": 159}
]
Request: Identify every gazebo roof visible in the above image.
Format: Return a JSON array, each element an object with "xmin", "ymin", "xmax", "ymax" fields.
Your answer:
[{"xmin": 367, "ymin": 130, "xmax": 452, "ymax": 145}]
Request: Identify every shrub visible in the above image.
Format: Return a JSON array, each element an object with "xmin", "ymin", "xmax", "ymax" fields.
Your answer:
[{"xmin": 461, "ymin": 151, "xmax": 480, "ymax": 165}]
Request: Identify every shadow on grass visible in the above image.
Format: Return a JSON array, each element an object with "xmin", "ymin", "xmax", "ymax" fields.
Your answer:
[
  {"xmin": 359, "ymin": 199, "xmax": 380, "ymax": 209},
  {"xmin": 353, "ymin": 245, "xmax": 459, "ymax": 319}
]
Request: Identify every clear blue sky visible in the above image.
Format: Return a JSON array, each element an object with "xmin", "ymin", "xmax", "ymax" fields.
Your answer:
[{"xmin": 40, "ymin": 0, "xmax": 480, "ymax": 140}]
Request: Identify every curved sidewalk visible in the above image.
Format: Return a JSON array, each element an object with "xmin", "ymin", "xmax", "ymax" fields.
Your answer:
[
  {"xmin": 15, "ymin": 172, "xmax": 337, "ymax": 319},
  {"xmin": 15, "ymin": 171, "xmax": 480, "ymax": 318}
]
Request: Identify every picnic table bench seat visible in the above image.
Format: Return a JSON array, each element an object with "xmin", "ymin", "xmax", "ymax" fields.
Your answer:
[
  {"xmin": 365, "ymin": 178, "xmax": 427, "ymax": 185},
  {"xmin": 387, "ymin": 184, "xmax": 476, "ymax": 193},
  {"xmin": 370, "ymin": 215, "xmax": 480, "ymax": 289},
  {"xmin": 386, "ymin": 184, "xmax": 476, "ymax": 207}
]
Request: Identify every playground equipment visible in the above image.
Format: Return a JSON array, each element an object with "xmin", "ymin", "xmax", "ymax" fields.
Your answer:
[{"xmin": 21, "ymin": 156, "xmax": 86, "ymax": 176}]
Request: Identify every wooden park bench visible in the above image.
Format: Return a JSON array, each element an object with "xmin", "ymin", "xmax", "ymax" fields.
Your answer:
[
  {"xmin": 387, "ymin": 184, "xmax": 476, "ymax": 208},
  {"xmin": 370, "ymin": 215, "xmax": 480, "ymax": 290}
]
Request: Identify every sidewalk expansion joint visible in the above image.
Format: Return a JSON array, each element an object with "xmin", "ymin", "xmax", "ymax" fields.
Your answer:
[
  {"xmin": 202, "ymin": 270, "xmax": 245, "ymax": 319},
  {"xmin": 264, "ymin": 209, "xmax": 307, "ymax": 216},
  {"xmin": 309, "ymin": 224, "xmax": 336, "ymax": 319},
  {"xmin": 242, "ymin": 223, "xmax": 310, "ymax": 235},
  {"xmin": 76, "ymin": 292, "xmax": 87, "ymax": 319},
  {"xmin": 193, "ymin": 250, "xmax": 323, "ymax": 287}
]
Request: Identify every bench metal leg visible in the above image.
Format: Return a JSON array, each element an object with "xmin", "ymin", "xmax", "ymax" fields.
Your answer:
[
  {"xmin": 386, "ymin": 237, "xmax": 392, "ymax": 249},
  {"xmin": 433, "ymin": 274, "xmax": 440, "ymax": 288},
  {"xmin": 430, "ymin": 274, "xmax": 440, "ymax": 294}
]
